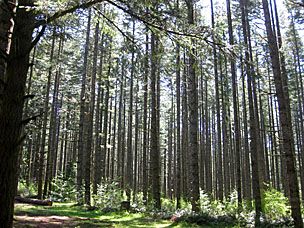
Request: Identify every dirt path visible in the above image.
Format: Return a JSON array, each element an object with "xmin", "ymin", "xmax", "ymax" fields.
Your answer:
[{"xmin": 14, "ymin": 211, "xmax": 114, "ymax": 227}]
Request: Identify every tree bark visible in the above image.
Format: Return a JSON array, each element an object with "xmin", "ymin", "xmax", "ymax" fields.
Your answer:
[
  {"xmin": 37, "ymin": 27, "xmax": 56, "ymax": 199},
  {"xmin": 0, "ymin": 1, "xmax": 35, "ymax": 226},
  {"xmin": 226, "ymin": 0, "xmax": 241, "ymax": 207},
  {"xmin": 126, "ymin": 20, "xmax": 135, "ymax": 201},
  {"xmin": 150, "ymin": 30, "xmax": 161, "ymax": 209},
  {"xmin": 186, "ymin": 0, "xmax": 200, "ymax": 212},
  {"xmin": 262, "ymin": 0, "xmax": 303, "ymax": 226},
  {"xmin": 77, "ymin": 9, "xmax": 91, "ymax": 204}
]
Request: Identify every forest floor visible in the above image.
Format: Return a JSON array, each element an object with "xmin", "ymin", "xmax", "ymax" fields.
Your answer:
[{"xmin": 13, "ymin": 203, "xmax": 205, "ymax": 228}]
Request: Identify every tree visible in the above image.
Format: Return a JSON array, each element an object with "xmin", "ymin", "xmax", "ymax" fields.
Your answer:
[
  {"xmin": 77, "ymin": 9, "xmax": 91, "ymax": 204},
  {"xmin": 150, "ymin": 21, "xmax": 161, "ymax": 209},
  {"xmin": 262, "ymin": 0, "xmax": 303, "ymax": 226},
  {"xmin": 186, "ymin": 0, "xmax": 200, "ymax": 212},
  {"xmin": 0, "ymin": 2, "xmax": 36, "ymax": 225}
]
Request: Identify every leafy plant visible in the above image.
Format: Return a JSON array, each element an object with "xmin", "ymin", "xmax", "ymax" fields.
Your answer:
[
  {"xmin": 94, "ymin": 179, "xmax": 124, "ymax": 209},
  {"xmin": 161, "ymin": 197, "xmax": 176, "ymax": 213},
  {"xmin": 17, "ymin": 179, "xmax": 38, "ymax": 197},
  {"xmin": 263, "ymin": 186, "xmax": 291, "ymax": 219},
  {"xmin": 49, "ymin": 172, "xmax": 78, "ymax": 202},
  {"xmin": 48, "ymin": 162, "xmax": 78, "ymax": 202},
  {"xmin": 131, "ymin": 192, "xmax": 146, "ymax": 212}
]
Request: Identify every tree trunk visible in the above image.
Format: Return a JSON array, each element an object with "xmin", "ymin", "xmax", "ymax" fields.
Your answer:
[
  {"xmin": 262, "ymin": 0, "xmax": 303, "ymax": 226},
  {"xmin": 37, "ymin": 27, "xmax": 56, "ymax": 199},
  {"xmin": 0, "ymin": 1, "xmax": 35, "ymax": 226},
  {"xmin": 77, "ymin": 9, "xmax": 91, "ymax": 204},
  {"xmin": 126, "ymin": 20, "xmax": 135, "ymax": 201},
  {"xmin": 226, "ymin": 0, "xmax": 241, "ymax": 207},
  {"xmin": 93, "ymin": 32, "xmax": 105, "ymax": 195},
  {"xmin": 187, "ymin": 0, "xmax": 200, "ymax": 212},
  {"xmin": 117, "ymin": 59, "xmax": 124, "ymax": 189},
  {"xmin": 84, "ymin": 21, "xmax": 99, "ymax": 205},
  {"xmin": 240, "ymin": 0, "xmax": 262, "ymax": 223},
  {"xmin": 44, "ymin": 32, "xmax": 64, "ymax": 196},
  {"xmin": 175, "ymin": 0, "xmax": 182, "ymax": 208},
  {"xmin": 142, "ymin": 26, "xmax": 149, "ymax": 204},
  {"xmin": 211, "ymin": 0, "xmax": 223, "ymax": 201},
  {"xmin": 150, "ymin": 30, "xmax": 161, "ymax": 209}
]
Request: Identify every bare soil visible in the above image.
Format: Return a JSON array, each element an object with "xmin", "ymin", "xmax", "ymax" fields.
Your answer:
[{"xmin": 13, "ymin": 207, "xmax": 114, "ymax": 228}]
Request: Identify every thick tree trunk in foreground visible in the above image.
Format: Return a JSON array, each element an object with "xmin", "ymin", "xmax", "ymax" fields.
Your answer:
[{"xmin": 0, "ymin": 1, "xmax": 35, "ymax": 226}]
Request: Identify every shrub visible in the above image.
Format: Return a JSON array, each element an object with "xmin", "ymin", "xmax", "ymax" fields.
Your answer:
[
  {"xmin": 263, "ymin": 186, "xmax": 291, "ymax": 219},
  {"xmin": 94, "ymin": 179, "xmax": 124, "ymax": 209},
  {"xmin": 49, "ymin": 170, "xmax": 78, "ymax": 202},
  {"xmin": 17, "ymin": 179, "xmax": 37, "ymax": 197},
  {"xmin": 131, "ymin": 192, "xmax": 146, "ymax": 212}
]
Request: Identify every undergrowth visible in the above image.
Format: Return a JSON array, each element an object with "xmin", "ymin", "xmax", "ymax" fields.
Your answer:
[{"xmin": 17, "ymin": 177, "xmax": 295, "ymax": 227}]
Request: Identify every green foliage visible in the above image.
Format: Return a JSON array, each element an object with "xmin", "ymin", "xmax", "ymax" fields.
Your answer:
[
  {"xmin": 17, "ymin": 179, "xmax": 38, "ymax": 197},
  {"xmin": 161, "ymin": 197, "xmax": 176, "ymax": 212},
  {"xmin": 94, "ymin": 179, "xmax": 124, "ymax": 209},
  {"xmin": 130, "ymin": 192, "xmax": 146, "ymax": 212},
  {"xmin": 48, "ymin": 162, "xmax": 78, "ymax": 202},
  {"xmin": 263, "ymin": 186, "xmax": 291, "ymax": 219},
  {"xmin": 222, "ymin": 190, "xmax": 239, "ymax": 216}
]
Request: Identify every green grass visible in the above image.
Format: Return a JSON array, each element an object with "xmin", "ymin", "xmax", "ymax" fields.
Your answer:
[{"xmin": 14, "ymin": 203, "xmax": 206, "ymax": 227}]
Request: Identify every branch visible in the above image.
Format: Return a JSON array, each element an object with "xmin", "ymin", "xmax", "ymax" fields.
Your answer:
[
  {"xmin": 105, "ymin": 0, "xmax": 224, "ymax": 48},
  {"xmin": 16, "ymin": 134, "xmax": 27, "ymax": 147},
  {"xmin": 288, "ymin": 0, "xmax": 304, "ymax": 7},
  {"xmin": 29, "ymin": 25, "xmax": 46, "ymax": 51},
  {"xmin": 35, "ymin": 0, "xmax": 106, "ymax": 28},
  {"xmin": 93, "ymin": 7, "xmax": 136, "ymax": 46},
  {"xmin": 23, "ymin": 94, "xmax": 35, "ymax": 101},
  {"xmin": 21, "ymin": 112, "xmax": 43, "ymax": 126}
]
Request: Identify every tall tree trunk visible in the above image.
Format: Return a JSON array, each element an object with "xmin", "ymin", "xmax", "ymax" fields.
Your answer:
[
  {"xmin": 0, "ymin": 1, "xmax": 35, "ymax": 225},
  {"xmin": 181, "ymin": 51, "xmax": 189, "ymax": 200},
  {"xmin": 150, "ymin": 30, "xmax": 161, "ymax": 209},
  {"xmin": 262, "ymin": 0, "xmax": 303, "ymax": 226},
  {"xmin": 226, "ymin": 0, "xmax": 241, "ymax": 207},
  {"xmin": 37, "ymin": 27, "xmax": 56, "ymax": 199},
  {"xmin": 117, "ymin": 58, "xmax": 124, "ymax": 189},
  {"xmin": 0, "ymin": 0, "xmax": 16, "ymax": 81},
  {"xmin": 240, "ymin": 0, "xmax": 262, "ymax": 223},
  {"xmin": 84, "ymin": 21, "xmax": 99, "ymax": 205},
  {"xmin": 175, "ymin": 0, "xmax": 182, "ymax": 209},
  {"xmin": 126, "ymin": 20, "xmax": 135, "ymax": 201},
  {"xmin": 111, "ymin": 81, "xmax": 118, "ymax": 180},
  {"xmin": 205, "ymin": 80, "xmax": 212, "ymax": 196},
  {"xmin": 133, "ymin": 79, "xmax": 139, "ymax": 196},
  {"xmin": 142, "ymin": 26, "xmax": 149, "ymax": 204},
  {"xmin": 241, "ymin": 60, "xmax": 251, "ymax": 200},
  {"xmin": 44, "ymin": 32, "xmax": 64, "ymax": 196},
  {"xmin": 102, "ymin": 53, "xmax": 111, "ymax": 180},
  {"xmin": 93, "ymin": 32, "xmax": 105, "ymax": 195},
  {"xmin": 77, "ymin": 9, "xmax": 91, "ymax": 204},
  {"xmin": 211, "ymin": 0, "xmax": 223, "ymax": 201},
  {"xmin": 186, "ymin": 0, "xmax": 200, "ymax": 212}
]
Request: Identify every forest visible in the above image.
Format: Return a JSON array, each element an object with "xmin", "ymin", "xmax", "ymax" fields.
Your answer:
[{"xmin": 0, "ymin": 0, "xmax": 304, "ymax": 227}]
